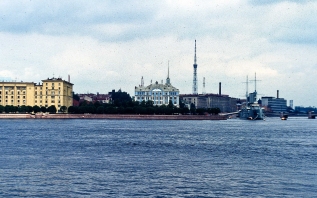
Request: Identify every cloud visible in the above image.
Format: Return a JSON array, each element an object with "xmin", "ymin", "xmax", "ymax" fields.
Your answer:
[{"xmin": 0, "ymin": 0, "xmax": 317, "ymax": 106}]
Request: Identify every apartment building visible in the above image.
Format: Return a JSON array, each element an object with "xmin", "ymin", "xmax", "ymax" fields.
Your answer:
[{"xmin": 0, "ymin": 77, "xmax": 73, "ymax": 110}]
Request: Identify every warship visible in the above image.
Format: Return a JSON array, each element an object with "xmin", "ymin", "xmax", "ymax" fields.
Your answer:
[{"xmin": 238, "ymin": 74, "xmax": 265, "ymax": 120}]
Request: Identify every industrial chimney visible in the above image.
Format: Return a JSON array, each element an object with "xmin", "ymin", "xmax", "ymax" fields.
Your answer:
[
  {"xmin": 277, "ymin": 90, "xmax": 279, "ymax": 99},
  {"xmin": 219, "ymin": 82, "xmax": 221, "ymax": 96}
]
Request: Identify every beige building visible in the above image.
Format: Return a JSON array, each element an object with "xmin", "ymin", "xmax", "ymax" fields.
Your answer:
[{"xmin": 0, "ymin": 77, "xmax": 73, "ymax": 111}]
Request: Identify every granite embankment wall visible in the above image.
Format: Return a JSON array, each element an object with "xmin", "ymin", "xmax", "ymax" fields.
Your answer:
[{"xmin": 0, "ymin": 114, "xmax": 227, "ymax": 120}]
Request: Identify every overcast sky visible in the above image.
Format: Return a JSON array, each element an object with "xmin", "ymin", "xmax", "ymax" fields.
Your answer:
[{"xmin": 1, "ymin": 0, "xmax": 316, "ymax": 107}]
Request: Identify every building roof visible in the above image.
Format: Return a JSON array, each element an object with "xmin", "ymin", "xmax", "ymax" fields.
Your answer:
[
  {"xmin": 135, "ymin": 81, "xmax": 179, "ymax": 92},
  {"xmin": 42, "ymin": 77, "xmax": 73, "ymax": 85}
]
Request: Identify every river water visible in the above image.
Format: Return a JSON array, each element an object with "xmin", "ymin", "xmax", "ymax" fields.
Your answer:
[{"xmin": 0, "ymin": 117, "xmax": 316, "ymax": 197}]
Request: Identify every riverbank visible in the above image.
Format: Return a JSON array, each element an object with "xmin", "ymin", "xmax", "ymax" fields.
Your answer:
[{"xmin": 0, "ymin": 113, "xmax": 227, "ymax": 120}]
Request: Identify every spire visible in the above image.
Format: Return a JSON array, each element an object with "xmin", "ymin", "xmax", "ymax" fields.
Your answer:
[
  {"xmin": 141, "ymin": 76, "xmax": 144, "ymax": 87},
  {"xmin": 168, "ymin": 61, "xmax": 170, "ymax": 78},
  {"xmin": 166, "ymin": 61, "xmax": 171, "ymax": 85}
]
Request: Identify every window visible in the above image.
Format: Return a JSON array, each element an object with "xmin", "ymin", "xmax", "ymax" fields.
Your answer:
[
  {"xmin": 35, "ymin": 100, "xmax": 37, "ymax": 103},
  {"xmin": 23, "ymin": 96, "xmax": 25, "ymax": 99},
  {"xmin": 11, "ymin": 96, "xmax": 13, "ymax": 99}
]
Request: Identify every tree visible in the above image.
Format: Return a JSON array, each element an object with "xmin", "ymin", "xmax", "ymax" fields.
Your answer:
[
  {"xmin": 96, "ymin": 106, "xmax": 104, "ymax": 114},
  {"xmin": 60, "ymin": 106, "xmax": 67, "ymax": 113},
  {"xmin": 168, "ymin": 100, "xmax": 174, "ymax": 108},
  {"xmin": 18, "ymin": 105, "xmax": 28, "ymax": 113},
  {"xmin": 40, "ymin": 106, "xmax": 47, "ymax": 113},
  {"xmin": 196, "ymin": 108, "xmax": 206, "ymax": 115},
  {"xmin": 146, "ymin": 100, "xmax": 154, "ymax": 107},
  {"xmin": 190, "ymin": 103, "xmax": 196, "ymax": 114},
  {"xmin": 27, "ymin": 106, "xmax": 33, "ymax": 113},
  {"xmin": 33, "ymin": 105, "xmax": 41, "ymax": 113},
  {"xmin": 48, "ymin": 105, "xmax": 57, "ymax": 114},
  {"xmin": 5, "ymin": 105, "xmax": 15, "ymax": 113},
  {"xmin": 0, "ymin": 105, "xmax": 4, "ymax": 113}
]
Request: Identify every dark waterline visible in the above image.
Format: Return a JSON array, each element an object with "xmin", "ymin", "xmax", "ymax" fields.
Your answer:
[{"xmin": 0, "ymin": 117, "xmax": 316, "ymax": 197}]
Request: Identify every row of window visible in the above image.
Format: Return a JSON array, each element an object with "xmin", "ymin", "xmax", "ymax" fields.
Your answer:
[
  {"xmin": 0, "ymin": 95, "xmax": 26, "ymax": 99},
  {"xmin": 153, "ymin": 101, "xmax": 177, "ymax": 105},
  {"xmin": 0, "ymin": 91, "xmax": 26, "ymax": 95},
  {"xmin": 0, "ymin": 100, "xmax": 26, "ymax": 104},
  {"xmin": 136, "ymin": 92, "xmax": 179, "ymax": 96},
  {"xmin": 137, "ymin": 96, "xmax": 178, "ymax": 100},
  {"xmin": 35, "ymin": 100, "xmax": 61, "ymax": 104},
  {"xmin": 35, "ymin": 91, "xmax": 62, "ymax": 95}
]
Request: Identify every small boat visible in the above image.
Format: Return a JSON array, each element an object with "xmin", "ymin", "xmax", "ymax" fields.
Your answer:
[{"xmin": 280, "ymin": 112, "xmax": 288, "ymax": 120}]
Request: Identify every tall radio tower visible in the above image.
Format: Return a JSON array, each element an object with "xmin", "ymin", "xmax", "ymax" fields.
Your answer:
[{"xmin": 192, "ymin": 40, "xmax": 198, "ymax": 94}]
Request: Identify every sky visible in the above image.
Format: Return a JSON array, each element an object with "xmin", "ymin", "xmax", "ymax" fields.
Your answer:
[{"xmin": 0, "ymin": 0, "xmax": 317, "ymax": 107}]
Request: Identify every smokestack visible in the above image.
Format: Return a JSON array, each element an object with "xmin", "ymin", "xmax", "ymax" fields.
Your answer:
[
  {"xmin": 219, "ymin": 82, "xmax": 221, "ymax": 95},
  {"xmin": 277, "ymin": 90, "xmax": 279, "ymax": 98},
  {"xmin": 68, "ymin": 75, "xmax": 70, "ymax": 82}
]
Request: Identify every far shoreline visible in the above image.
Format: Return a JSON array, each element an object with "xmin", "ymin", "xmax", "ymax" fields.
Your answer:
[{"xmin": 0, "ymin": 113, "xmax": 227, "ymax": 120}]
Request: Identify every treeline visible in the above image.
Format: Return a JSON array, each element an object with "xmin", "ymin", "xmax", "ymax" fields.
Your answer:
[
  {"xmin": 67, "ymin": 100, "xmax": 221, "ymax": 115},
  {"xmin": 0, "ymin": 105, "xmax": 64, "ymax": 114}
]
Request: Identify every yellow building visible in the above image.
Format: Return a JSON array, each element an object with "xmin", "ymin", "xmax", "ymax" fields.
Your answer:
[{"xmin": 0, "ymin": 77, "xmax": 73, "ymax": 111}]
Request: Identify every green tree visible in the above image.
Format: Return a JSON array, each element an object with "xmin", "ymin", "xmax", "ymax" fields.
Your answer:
[
  {"xmin": 96, "ymin": 106, "xmax": 104, "ymax": 114},
  {"xmin": 117, "ymin": 106, "xmax": 125, "ymax": 114},
  {"xmin": 4, "ymin": 105, "xmax": 10, "ymax": 113},
  {"xmin": 168, "ymin": 100, "xmax": 174, "ymax": 108},
  {"xmin": 27, "ymin": 106, "xmax": 33, "ymax": 113},
  {"xmin": 0, "ymin": 105, "xmax": 4, "ymax": 113},
  {"xmin": 196, "ymin": 108, "xmax": 206, "ymax": 115},
  {"xmin": 33, "ymin": 105, "xmax": 41, "ymax": 113},
  {"xmin": 190, "ymin": 103, "xmax": 196, "ymax": 114},
  {"xmin": 48, "ymin": 105, "xmax": 57, "ymax": 114},
  {"xmin": 40, "ymin": 106, "xmax": 47, "ymax": 113},
  {"xmin": 146, "ymin": 100, "xmax": 154, "ymax": 107},
  {"xmin": 60, "ymin": 106, "xmax": 67, "ymax": 113},
  {"xmin": 18, "ymin": 105, "xmax": 28, "ymax": 113}
]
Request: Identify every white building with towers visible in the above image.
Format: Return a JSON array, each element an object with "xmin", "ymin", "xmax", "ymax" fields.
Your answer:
[
  {"xmin": 193, "ymin": 40, "xmax": 198, "ymax": 95},
  {"xmin": 135, "ymin": 65, "xmax": 180, "ymax": 107}
]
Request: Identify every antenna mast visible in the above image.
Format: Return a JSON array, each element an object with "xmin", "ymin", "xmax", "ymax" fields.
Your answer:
[
  {"xmin": 202, "ymin": 77, "xmax": 206, "ymax": 94},
  {"xmin": 192, "ymin": 40, "xmax": 198, "ymax": 94}
]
